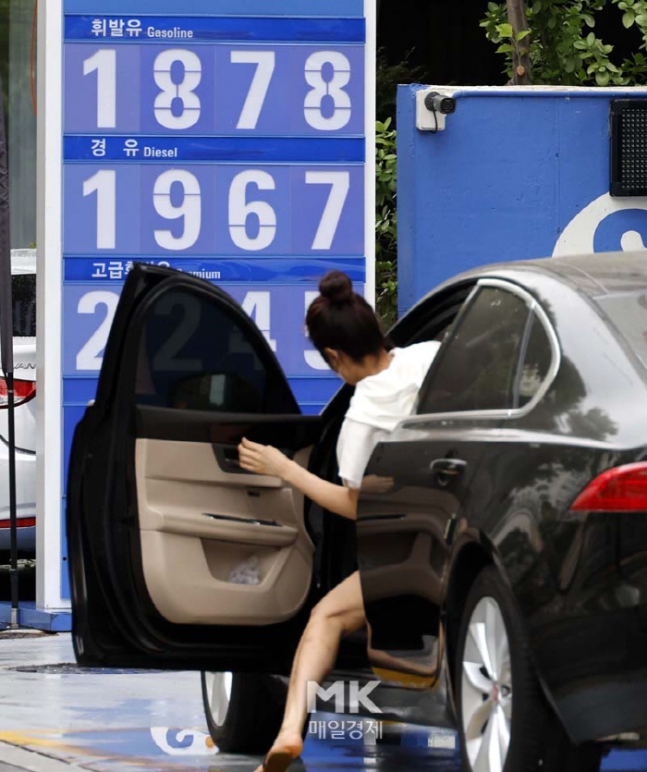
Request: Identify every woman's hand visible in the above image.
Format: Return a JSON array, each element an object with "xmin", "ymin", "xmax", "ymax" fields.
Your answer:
[{"xmin": 237, "ymin": 437, "xmax": 291, "ymax": 479}]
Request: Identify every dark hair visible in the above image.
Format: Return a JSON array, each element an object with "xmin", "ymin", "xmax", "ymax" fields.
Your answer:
[{"xmin": 306, "ymin": 271, "xmax": 387, "ymax": 362}]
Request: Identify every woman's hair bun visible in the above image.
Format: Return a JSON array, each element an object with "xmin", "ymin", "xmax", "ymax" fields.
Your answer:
[{"xmin": 319, "ymin": 271, "xmax": 354, "ymax": 305}]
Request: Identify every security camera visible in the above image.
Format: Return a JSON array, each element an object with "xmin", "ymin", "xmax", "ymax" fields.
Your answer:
[
  {"xmin": 416, "ymin": 88, "xmax": 457, "ymax": 132},
  {"xmin": 424, "ymin": 92, "xmax": 457, "ymax": 115}
]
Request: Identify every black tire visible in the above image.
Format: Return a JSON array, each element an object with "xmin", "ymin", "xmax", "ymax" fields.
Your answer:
[
  {"xmin": 454, "ymin": 567, "xmax": 603, "ymax": 772},
  {"xmin": 201, "ymin": 672, "xmax": 284, "ymax": 754}
]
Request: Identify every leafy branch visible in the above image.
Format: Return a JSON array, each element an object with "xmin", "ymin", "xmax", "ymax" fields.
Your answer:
[
  {"xmin": 482, "ymin": 0, "xmax": 647, "ymax": 85},
  {"xmin": 375, "ymin": 117, "xmax": 398, "ymax": 327}
]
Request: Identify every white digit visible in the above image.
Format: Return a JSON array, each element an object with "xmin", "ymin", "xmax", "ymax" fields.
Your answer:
[
  {"xmin": 304, "ymin": 291, "xmax": 328, "ymax": 370},
  {"xmin": 153, "ymin": 294, "xmax": 203, "ymax": 371},
  {"xmin": 242, "ymin": 292, "xmax": 277, "ymax": 352},
  {"xmin": 83, "ymin": 170, "xmax": 116, "ymax": 250},
  {"xmin": 229, "ymin": 171, "xmax": 277, "ymax": 251},
  {"xmin": 231, "ymin": 51, "xmax": 275, "ymax": 130},
  {"xmin": 306, "ymin": 171, "xmax": 350, "ymax": 250},
  {"xmin": 304, "ymin": 51, "xmax": 351, "ymax": 131},
  {"xmin": 83, "ymin": 49, "xmax": 117, "ymax": 129},
  {"xmin": 76, "ymin": 291, "xmax": 120, "ymax": 371},
  {"xmin": 153, "ymin": 170, "xmax": 201, "ymax": 251},
  {"xmin": 154, "ymin": 49, "xmax": 202, "ymax": 130}
]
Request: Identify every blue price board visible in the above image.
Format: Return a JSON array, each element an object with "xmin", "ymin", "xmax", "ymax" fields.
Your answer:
[
  {"xmin": 62, "ymin": 2, "xmax": 374, "ymax": 391},
  {"xmin": 59, "ymin": 0, "xmax": 375, "ymax": 599}
]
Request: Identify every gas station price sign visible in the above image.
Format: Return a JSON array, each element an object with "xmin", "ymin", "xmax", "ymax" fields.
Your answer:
[
  {"xmin": 49, "ymin": 0, "xmax": 374, "ymax": 602},
  {"xmin": 62, "ymin": 0, "xmax": 374, "ymax": 413}
]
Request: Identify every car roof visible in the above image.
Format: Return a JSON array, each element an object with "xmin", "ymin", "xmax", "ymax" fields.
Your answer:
[
  {"xmin": 10, "ymin": 249, "xmax": 36, "ymax": 276},
  {"xmin": 450, "ymin": 252, "xmax": 647, "ymax": 297}
]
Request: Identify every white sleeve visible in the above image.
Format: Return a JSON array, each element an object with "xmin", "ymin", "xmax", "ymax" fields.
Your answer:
[{"xmin": 337, "ymin": 419, "xmax": 383, "ymax": 490}]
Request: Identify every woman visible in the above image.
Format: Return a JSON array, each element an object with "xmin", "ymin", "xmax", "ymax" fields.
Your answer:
[{"xmin": 238, "ymin": 271, "xmax": 440, "ymax": 772}]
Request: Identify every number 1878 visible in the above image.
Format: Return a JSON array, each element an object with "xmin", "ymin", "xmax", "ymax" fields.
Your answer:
[{"xmin": 82, "ymin": 47, "xmax": 355, "ymax": 133}]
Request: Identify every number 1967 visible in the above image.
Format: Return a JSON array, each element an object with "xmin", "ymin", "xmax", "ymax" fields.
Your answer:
[{"xmin": 81, "ymin": 167, "xmax": 353, "ymax": 253}]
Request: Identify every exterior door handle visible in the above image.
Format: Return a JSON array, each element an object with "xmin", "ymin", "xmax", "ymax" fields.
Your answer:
[{"xmin": 430, "ymin": 458, "xmax": 467, "ymax": 481}]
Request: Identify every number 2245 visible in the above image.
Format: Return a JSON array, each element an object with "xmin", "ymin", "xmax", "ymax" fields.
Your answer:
[{"xmin": 75, "ymin": 290, "xmax": 328, "ymax": 372}]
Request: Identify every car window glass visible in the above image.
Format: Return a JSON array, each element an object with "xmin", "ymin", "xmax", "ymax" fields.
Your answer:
[
  {"xmin": 417, "ymin": 286, "xmax": 531, "ymax": 414},
  {"xmin": 596, "ymin": 292, "xmax": 647, "ymax": 372},
  {"xmin": 12, "ymin": 274, "xmax": 36, "ymax": 337},
  {"xmin": 401, "ymin": 287, "xmax": 475, "ymax": 349},
  {"xmin": 135, "ymin": 288, "xmax": 288, "ymax": 414},
  {"xmin": 516, "ymin": 313, "xmax": 553, "ymax": 408}
]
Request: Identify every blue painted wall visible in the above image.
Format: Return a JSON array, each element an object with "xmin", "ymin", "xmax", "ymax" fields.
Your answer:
[{"xmin": 397, "ymin": 85, "xmax": 647, "ymax": 312}]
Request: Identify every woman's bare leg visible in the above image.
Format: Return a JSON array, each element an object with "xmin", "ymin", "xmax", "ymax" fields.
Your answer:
[{"xmin": 254, "ymin": 571, "xmax": 366, "ymax": 772}]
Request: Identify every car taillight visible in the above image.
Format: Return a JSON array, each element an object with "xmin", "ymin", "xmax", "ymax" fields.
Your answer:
[
  {"xmin": 0, "ymin": 378, "xmax": 36, "ymax": 409},
  {"xmin": 0, "ymin": 517, "xmax": 35, "ymax": 529},
  {"xmin": 571, "ymin": 463, "xmax": 647, "ymax": 512}
]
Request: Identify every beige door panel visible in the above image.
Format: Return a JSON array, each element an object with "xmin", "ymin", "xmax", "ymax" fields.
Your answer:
[
  {"xmin": 145, "ymin": 509, "xmax": 299, "ymax": 547},
  {"xmin": 138, "ymin": 438, "xmax": 284, "ymax": 499},
  {"xmin": 139, "ymin": 531, "xmax": 311, "ymax": 625},
  {"xmin": 135, "ymin": 439, "xmax": 314, "ymax": 626},
  {"xmin": 361, "ymin": 552, "xmax": 444, "ymax": 606},
  {"xmin": 358, "ymin": 508, "xmax": 451, "ymax": 606}
]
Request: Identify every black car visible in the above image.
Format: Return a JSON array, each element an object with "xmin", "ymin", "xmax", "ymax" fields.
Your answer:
[{"xmin": 68, "ymin": 254, "xmax": 647, "ymax": 772}]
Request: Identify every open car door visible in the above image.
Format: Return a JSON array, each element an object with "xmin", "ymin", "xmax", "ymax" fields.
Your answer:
[{"xmin": 68, "ymin": 266, "xmax": 322, "ymax": 673}]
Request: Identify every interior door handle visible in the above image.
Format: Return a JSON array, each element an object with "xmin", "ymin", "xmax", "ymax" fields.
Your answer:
[{"xmin": 430, "ymin": 458, "xmax": 467, "ymax": 480}]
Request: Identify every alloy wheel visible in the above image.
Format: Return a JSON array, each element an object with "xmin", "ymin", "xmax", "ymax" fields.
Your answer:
[
  {"xmin": 461, "ymin": 597, "xmax": 512, "ymax": 772},
  {"xmin": 204, "ymin": 672, "xmax": 233, "ymax": 727}
]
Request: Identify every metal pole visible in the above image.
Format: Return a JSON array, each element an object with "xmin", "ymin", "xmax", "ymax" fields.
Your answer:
[
  {"xmin": 7, "ymin": 373, "xmax": 18, "ymax": 627},
  {"xmin": 0, "ymin": 73, "xmax": 19, "ymax": 626}
]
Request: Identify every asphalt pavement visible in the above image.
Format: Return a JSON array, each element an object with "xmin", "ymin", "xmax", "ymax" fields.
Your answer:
[{"xmin": 0, "ymin": 633, "xmax": 640, "ymax": 772}]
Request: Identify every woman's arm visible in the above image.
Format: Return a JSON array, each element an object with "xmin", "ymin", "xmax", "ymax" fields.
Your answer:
[{"xmin": 237, "ymin": 438, "xmax": 359, "ymax": 521}]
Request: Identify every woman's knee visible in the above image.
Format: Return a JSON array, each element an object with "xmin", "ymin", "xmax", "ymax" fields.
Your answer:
[
  {"xmin": 309, "ymin": 600, "xmax": 336, "ymax": 628},
  {"xmin": 308, "ymin": 598, "xmax": 364, "ymax": 636}
]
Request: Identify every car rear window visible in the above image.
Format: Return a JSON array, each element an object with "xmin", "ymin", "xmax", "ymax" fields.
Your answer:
[
  {"xmin": 12, "ymin": 274, "xmax": 36, "ymax": 337},
  {"xmin": 596, "ymin": 292, "xmax": 647, "ymax": 371}
]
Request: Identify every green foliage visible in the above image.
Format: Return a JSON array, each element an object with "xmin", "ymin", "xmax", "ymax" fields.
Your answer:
[
  {"xmin": 481, "ymin": 0, "xmax": 647, "ymax": 85},
  {"xmin": 375, "ymin": 117, "xmax": 398, "ymax": 328},
  {"xmin": 376, "ymin": 48, "xmax": 425, "ymax": 124},
  {"xmin": 373, "ymin": 52, "xmax": 423, "ymax": 326}
]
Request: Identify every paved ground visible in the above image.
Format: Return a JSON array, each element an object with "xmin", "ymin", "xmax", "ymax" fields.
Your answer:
[{"xmin": 0, "ymin": 633, "xmax": 640, "ymax": 772}]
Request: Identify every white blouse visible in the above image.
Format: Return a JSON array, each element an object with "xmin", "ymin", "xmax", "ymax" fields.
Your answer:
[{"xmin": 336, "ymin": 341, "xmax": 441, "ymax": 489}]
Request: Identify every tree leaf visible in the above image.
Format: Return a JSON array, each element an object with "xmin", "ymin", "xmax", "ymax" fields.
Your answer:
[
  {"xmin": 596, "ymin": 70, "xmax": 611, "ymax": 85},
  {"xmin": 623, "ymin": 10, "xmax": 636, "ymax": 27}
]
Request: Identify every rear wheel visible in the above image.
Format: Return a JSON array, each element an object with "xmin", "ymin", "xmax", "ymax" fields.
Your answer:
[
  {"xmin": 201, "ymin": 672, "xmax": 284, "ymax": 754},
  {"xmin": 455, "ymin": 567, "xmax": 603, "ymax": 772}
]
